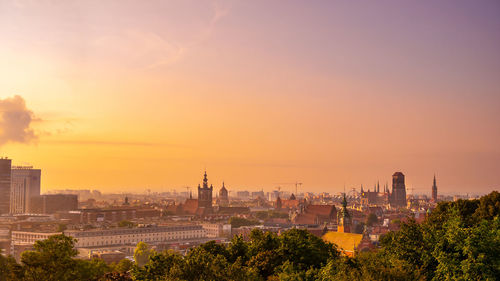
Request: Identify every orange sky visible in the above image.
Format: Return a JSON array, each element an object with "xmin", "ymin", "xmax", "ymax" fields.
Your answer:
[{"xmin": 0, "ymin": 0, "xmax": 499, "ymax": 195}]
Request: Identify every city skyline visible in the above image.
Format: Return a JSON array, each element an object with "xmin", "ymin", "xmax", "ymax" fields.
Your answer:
[{"xmin": 1, "ymin": 0, "xmax": 500, "ymax": 194}]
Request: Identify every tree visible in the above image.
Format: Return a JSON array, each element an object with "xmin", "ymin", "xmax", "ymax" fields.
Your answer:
[
  {"xmin": 0, "ymin": 250, "xmax": 23, "ymax": 281},
  {"xmin": 118, "ymin": 221, "xmax": 135, "ymax": 228},
  {"xmin": 21, "ymin": 234, "xmax": 79, "ymax": 281},
  {"xmin": 229, "ymin": 217, "xmax": 260, "ymax": 228},
  {"xmin": 133, "ymin": 242, "xmax": 154, "ymax": 267},
  {"xmin": 365, "ymin": 213, "xmax": 378, "ymax": 227},
  {"xmin": 278, "ymin": 229, "xmax": 339, "ymax": 271},
  {"xmin": 132, "ymin": 250, "xmax": 184, "ymax": 280},
  {"xmin": 20, "ymin": 234, "xmax": 111, "ymax": 281},
  {"xmin": 114, "ymin": 259, "xmax": 133, "ymax": 273}
]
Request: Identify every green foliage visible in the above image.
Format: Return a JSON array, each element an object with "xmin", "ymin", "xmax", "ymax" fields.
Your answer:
[
  {"xmin": 255, "ymin": 210, "xmax": 289, "ymax": 221},
  {"xmin": 114, "ymin": 258, "xmax": 134, "ymax": 273},
  {"xmin": 57, "ymin": 223, "xmax": 68, "ymax": 232},
  {"xmin": 365, "ymin": 213, "xmax": 378, "ymax": 226},
  {"xmin": 20, "ymin": 234, "xmax": 110, "ymax": 281},
  {"xmin": 380, "ymin": 191, "xmax": 500, "ymax": 280},
  {"xmin": 317, "ymin": 252, "xmax": 426, "ymax": 281},
  {"xmin": 118, "ymin": 220, "xmax": 135, "ymax": 228},
  {"xmin": 0, "ymin": 250, "xmax": 23, "ymax": 281},
  {"xmin": 229, "ymin": 216, "xmax": 260, "ymax": 228},
  {"xmin": 1, "ymin": 192, "xmax": 498, "ymax": 281},
  {"xmin": 133, "ymin": 241, "xmax": 154, "ymax": 267}
]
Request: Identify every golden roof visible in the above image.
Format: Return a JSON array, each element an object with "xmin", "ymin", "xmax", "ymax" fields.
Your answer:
[{"xmin": 322, "ymin": 231, "xmax": 363, "ymax": 253}]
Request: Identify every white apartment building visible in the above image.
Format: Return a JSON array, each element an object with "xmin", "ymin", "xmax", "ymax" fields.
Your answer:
[
  {"xmin": 64, "ymin": 225, "xmax": 206, "ymax": 248},
  {"xmin": 201, "ymin": 223, "xmax": 232, "ymax": 238},
  {"xmin": 11, "ymin": 231, "xmax": 62, "ymax": 245}
]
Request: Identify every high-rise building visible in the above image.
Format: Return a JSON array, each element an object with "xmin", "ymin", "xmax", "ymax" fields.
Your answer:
[
  {"xmin": 0, "ymin": 158, "xmax": 12, "ymax": 215},
  {"xmin": 10, "ymin": 166, "xmax": 41, "ymax": 214},
  {"xmin": 390, "ymin": 172, "xmax": 407, "ymax": 208},
  {"xmin": 197, "ymin": 171, "xmax": 213, "ymax": 209},
  {"xmin": 432, "ymin": 175, "xmax": 438, "ymax": 203}
]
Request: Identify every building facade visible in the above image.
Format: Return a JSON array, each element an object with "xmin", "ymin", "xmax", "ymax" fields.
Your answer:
[
  {"xmin": 64, "ymin": 225, "xmax": 206, "ymax": 248},
  {"xmin": 0, "ymin": 158, "xmax": 12, "ymax": 215},
  {"xmin": 10, "ymin": 166, "xmax": 41, "ymax": 214},
  {"xmin": 30, "ymin": 194, "xmax": 78, "ymax": 214}
]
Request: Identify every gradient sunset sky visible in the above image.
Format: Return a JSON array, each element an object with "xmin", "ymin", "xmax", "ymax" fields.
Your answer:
[{"xmin": 1, "ymin": 0, "xmax": 499, "ymax": 195}]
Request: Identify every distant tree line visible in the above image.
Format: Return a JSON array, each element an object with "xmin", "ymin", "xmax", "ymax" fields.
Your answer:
[{"xmin": 1, "ymin": 191, "xmax": 498, "ymax": 280}]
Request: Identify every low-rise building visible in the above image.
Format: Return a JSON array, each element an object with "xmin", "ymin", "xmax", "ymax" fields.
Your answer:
[{"xmin": 64, "ymin": 225, "xmax": 205, "ymax": 248}]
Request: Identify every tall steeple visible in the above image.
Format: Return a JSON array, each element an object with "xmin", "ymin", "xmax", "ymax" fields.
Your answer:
[
  {"xmin": 432, "ymin": 174, "xmax": 438, "ymax": 203},
  {"xmin": 198, "ymin": 171, "xmax": 213, "ymax": 209},
  {"xmin": 203, "ymin": 171, "xmax": 208, "ymax": 188},
  {"xmin": 338, "ymin": 193, "xmax": 351, "ymax": 233}
]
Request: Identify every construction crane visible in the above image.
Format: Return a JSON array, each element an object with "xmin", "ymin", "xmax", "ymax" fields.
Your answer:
[
  {"xmin": 273, "ymin": 182, "xmax": 303, "ymax": 195},
  {"xmin": 182, "ymin": 186, "xmax": 192, "ymax": 198}
]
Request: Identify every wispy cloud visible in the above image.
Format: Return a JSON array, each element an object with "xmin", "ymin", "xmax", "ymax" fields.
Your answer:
[{"xmin": 43, "ymin": 139, "xmax": 191, "ymax": 148}]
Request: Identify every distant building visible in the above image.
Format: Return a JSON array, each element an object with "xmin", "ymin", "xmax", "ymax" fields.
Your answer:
[
  {"xmin": 11, "ymin": 230, "xmax": 62, "ymax": 261},
  {"xmin": 360, "ymin": 182, "xmax": 389, "ymax": 206},
  {"xmin": 251, "ymin": 191, "xmax": 265, "ymax": 199},
  {"xmin": 390, "ymin": 172, "xmax": 407, "ymax": 208},
  {"xmin": 432, "ymin": 175, "xmax": 438, "ymax": 203},
  {"xmin": 56, "ymin": 208, "xmax": 137, "ymax": 224},
  {"xmin": 64, "ymin": 225, "xmax": 205, "ymax": 248},
  {"xmin": 30, "ymin": 194, "xmax": 78, "ymax": 214},
  {"xmin": 202, "ymin": 223, "xmax": 231, "ymax": 238},
  {"xmin": 236, "ymin": 191, "xmax": 250, "ymax": 199},
  {"xmin": 0, "ymin": 158, "xmax": 12, "ymax": 215},
  {"xmin": 293, "ymin": 204, "xmax": 337, "ymax": 225},
  {"xmin": 197, "ymin": 171, "xmax": 213, "ymax": 210},
  {"xmin": 218, "ymin": 182, "xmax": 229, "ymax": 206},
  {"xmin": 10, "ymin": 166, "xmax": 41, "ymax": 214}
]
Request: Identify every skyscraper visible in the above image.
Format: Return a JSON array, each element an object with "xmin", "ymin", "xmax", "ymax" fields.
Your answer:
[
  {"xmin": 432, "ymin": 175, "xmax": 438, "ymax": 203},
  {"xmin": 391, "ymin": 172, "xmax": 407, "ymax": 208},
  {"xmin": 198, "ymin": 171, "xmax": 213, "ymax": 209},
  {"xmin": 0, "ymin": 158, "xmax": 12, "ymax": 215},
  {"xmin": 10, "ymin": 166, "xmax": 41, "ymax": 214}
]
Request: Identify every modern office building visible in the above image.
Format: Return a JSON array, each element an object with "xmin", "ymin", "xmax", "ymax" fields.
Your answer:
[
  {"xmin": 10, "ymin": 166, "xmax": 41, "ymax": 214},
  {"xmin": 30, "ymin": 194, "xmax": 78, "ymax": 214},
  {"xmin": 0, "ymin": 158, "xmax": 12, "ymax": 215}
]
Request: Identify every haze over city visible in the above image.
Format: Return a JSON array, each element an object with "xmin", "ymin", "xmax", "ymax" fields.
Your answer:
[{"xmin": 1, "ymin": 0, "xmax": 499, "ymax": 194}]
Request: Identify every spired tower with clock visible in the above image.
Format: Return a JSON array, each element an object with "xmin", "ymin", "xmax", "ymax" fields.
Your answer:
[{"xmin": 198, "ymin": 171, "xmax": 213, "ymax": 209}]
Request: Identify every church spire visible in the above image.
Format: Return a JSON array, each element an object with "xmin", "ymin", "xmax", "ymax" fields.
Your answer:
[{"xmin": 203, "ymin": 171, "xmax": 208, "ymax": 188}]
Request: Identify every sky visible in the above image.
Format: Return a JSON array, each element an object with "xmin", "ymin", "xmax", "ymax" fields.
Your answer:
[{"xmin": 0, "ymin": 0, "xmax": 499, "ymax": 195}]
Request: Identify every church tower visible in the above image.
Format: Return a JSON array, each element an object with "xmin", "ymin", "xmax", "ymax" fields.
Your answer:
[
  {"xmin": 391, "ymin": 172, "xmax": 407, "ymax": 208},
  {"xmin": 198, "ymin": 171, "xmax": 213, "ymax": 209},
  {"xmin": 219, "ymin": 182, "xmax": 229, "ymax": 206},
  {"xmin": 338, "ymin": 193, "xmax": 351, "ymax": 233},
  {"xmin": 432, "ymin": 175, "xmax": 438, "ymax": 203}
]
